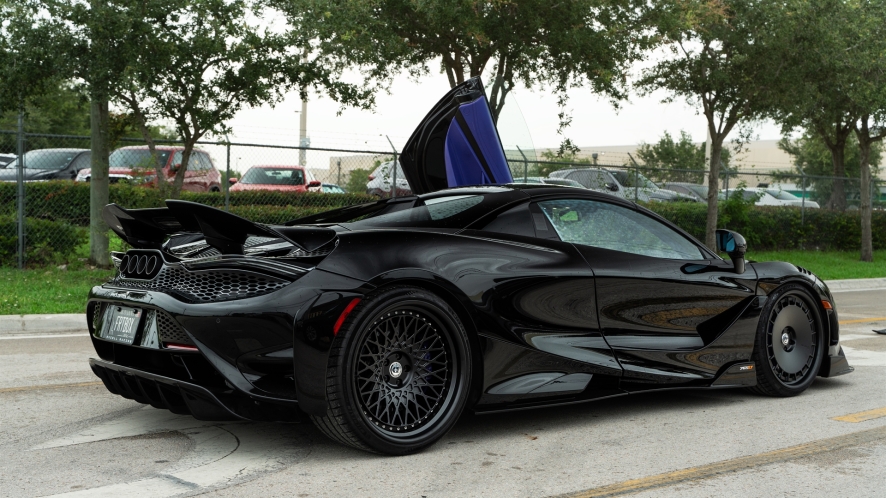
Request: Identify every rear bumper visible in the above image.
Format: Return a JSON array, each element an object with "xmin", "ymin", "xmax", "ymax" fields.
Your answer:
[{"xmin": 90, "ymin": 357, "xmax": 302, "ymax": 421}]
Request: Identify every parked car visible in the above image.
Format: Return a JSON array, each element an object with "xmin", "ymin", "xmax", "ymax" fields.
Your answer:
[
  {"xmin": 93, "ymin": 77, "xmax": 852, "ymax": 456},
  {"xmin": 76, "ymin": 146, "xmax": 222, "ymax": 192},
  {"xmin": 609, "ymin": 171, "xmax": 699, "ymax": 202},
  {"xmin": 510, "ymin": 176, "xmax": 585, "ymax": 188},
  {"xmin": 366, "ymin": 160, "xmax": 411, "ymax": 197},
  {"xmin": 759, "ymin": 187, "xmax": 820, "ymax": 208},
  {"xmin": 660, "ymin": 182, "xmax": 710, "ymax": 202},
  {"xmin": 0, "ymin": 149, "xmax": 90, "ymax": 182},
  {"xmin": 229, "ymin": 165, "xmax": 321, "ymax": 193},
  {"xmin": 321, "ymin": 183, "xmax": 346, "ymax": 193},
  {"xmin": 0, "ymin": 153, "xmax": 16, "ymax": 167}
]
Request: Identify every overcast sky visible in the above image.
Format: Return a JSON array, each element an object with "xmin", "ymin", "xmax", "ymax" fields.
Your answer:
[{"xmin": 226, "ymin": 67, "xmax": 787, "ymax": 154}]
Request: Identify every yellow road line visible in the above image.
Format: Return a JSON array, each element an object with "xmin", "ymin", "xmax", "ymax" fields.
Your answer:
[
  {"xmin": 554, "ymin": 425, "xmax": 886, "ymax": 498},
  {"xmin": 838, "ymin": 316, "xmax": 886, "ymax": 325},
  {"xmin": 832, "ymin": 406, "xmax": 886, "ymax": 423},
  {"xmin": 0, "ymin": 381, "xmax": 103, "ymax": 394}
]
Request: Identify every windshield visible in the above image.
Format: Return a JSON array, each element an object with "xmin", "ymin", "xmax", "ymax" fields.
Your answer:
[
  {"xmin": 766, "ymin": 189, "xmax": 799, "ymax": 200},
  {"xmin": 494, "ymin": 92, "xmax": 536, "ymax": 182},
  {"xmin": 241, "ymin": 167, "xmax": 305, "ymax": 185},
  {"xmin": 5, "ymin": 150, "xmax": 78, "ymax": 170},
  {"xmin": 110, "ymin": 149, "xmax": 171, "ymax": 170},
  {"xmin": 612, "ymin": 171, "xmax": 658, "ymax": 189}
]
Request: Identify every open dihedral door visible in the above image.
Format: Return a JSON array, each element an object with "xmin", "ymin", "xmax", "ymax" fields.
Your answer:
[{"xmin": 400, "ymin": 77, "xmax": 513, "ymax": 194}]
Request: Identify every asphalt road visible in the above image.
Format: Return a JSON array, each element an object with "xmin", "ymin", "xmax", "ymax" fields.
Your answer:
[{"xmin": 2, "ymin": 288, "xmax": 885, "ymax": 498}]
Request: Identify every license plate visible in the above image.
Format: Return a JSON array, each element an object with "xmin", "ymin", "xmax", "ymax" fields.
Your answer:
[{"xmin": 102, "ymin": 306, "xmax": 142, "ymax": 345}]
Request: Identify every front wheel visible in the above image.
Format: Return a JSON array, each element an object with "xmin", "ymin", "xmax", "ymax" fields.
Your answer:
[
  {"xmin": 749, "ymin": 284, "xmax": 825, "ymax": 397},
  {"xmin": 310, "ymin": 286, "xmax": 472, "ymax": 454}
]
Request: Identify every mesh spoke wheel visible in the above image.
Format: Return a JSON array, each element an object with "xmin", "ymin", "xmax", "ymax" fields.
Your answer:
[
  {"xmin": 309, "ymin": 286, "xmax": 471, "ymax": 455},
  {"xmin": 355, "ymin": 308, "xmax": 451, "ymax": 433}
]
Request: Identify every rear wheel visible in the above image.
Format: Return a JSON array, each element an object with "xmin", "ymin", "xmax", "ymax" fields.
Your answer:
[
  {"xmin": 749, "ymin": 284, "xmax": 825, "ymax": 397},
  {"xmin": 310, "ymin": 286, "xmax": 471, "ymax": 454}
]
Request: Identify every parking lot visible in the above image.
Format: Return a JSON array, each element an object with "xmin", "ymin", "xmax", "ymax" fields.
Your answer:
[{"xmin": 2, "ymin": 287, "xmax": 885, "ymax": 498}]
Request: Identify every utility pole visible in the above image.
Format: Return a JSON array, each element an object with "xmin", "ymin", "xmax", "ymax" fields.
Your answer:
[{"xmin": 298, "ymin": 96, "xmax": 308, "ymax": 166}]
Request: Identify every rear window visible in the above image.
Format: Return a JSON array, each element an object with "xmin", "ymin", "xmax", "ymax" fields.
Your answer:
[{"xmin": 346, "ymin": 195, "xmax": 485, "ymax": 229}]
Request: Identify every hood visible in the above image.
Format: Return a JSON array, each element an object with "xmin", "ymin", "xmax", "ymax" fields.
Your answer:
[
  {"xmin": 400, "ymin": 77, "xmax": 513, "ymax": 194},
  {"xmin": 0, "ymin": 168, "xmax": 71, "ymax": 181}
]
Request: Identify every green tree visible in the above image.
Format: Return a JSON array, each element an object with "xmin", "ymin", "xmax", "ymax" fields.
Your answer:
[
  {"xmin": 769, "ymin": 0, "xmax": 886, "ymax": 261},
  {"xmin": 637, "ymin": 1, "xmax": 786, "ymax": 250},
  {"xmin": 779, "ymin": 132, "xmax": 882, "ymax": 209},
  {"xmin": 276, "ymin": 0, "xmax": 652, "ymax": 121},
  {"xmin": 0, "ymin": 0, "xmax": 151, "ymax": 267},
  {"xmin": 345, "ymin": 168, "xmax": 371, "ymax": 194},
  {"xmin": 634, "ymin": 130, "xmax": 731, "ymax": 184},
  {"xmin": 115, "ymin": 0, "xmax": 371, "ymax": 198}
]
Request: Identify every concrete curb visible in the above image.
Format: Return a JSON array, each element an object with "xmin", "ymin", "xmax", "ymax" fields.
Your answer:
[
  {"xmin": 0, "ymin": 313, "xmax": 88, "ymax": 336},
  {"xmin": 825, "ymin": 277, "xmax": 886, "ymax": 292},
  {"xmin": 2, "ymin": 278, "xmax": 884, "ymax": 336}
]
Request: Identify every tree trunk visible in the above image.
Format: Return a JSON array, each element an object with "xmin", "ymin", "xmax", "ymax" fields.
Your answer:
[
  {"xmin": 705, "ymin": 137, "xmax": 724, "ymax": 251},
  {"xmin": 89, "ymin": 98, "xmax": 110, "ymax": 268},
  {"xmin": 829, "ymin": 143, "xmax": 848, "ymax": 211},
  {"xmin": 856, "ymin": 116, "xmax": 874, "ymax": 262},
  {"xmin": 169, "ymin": 143, "xmax": 194, "ymax": 198}
]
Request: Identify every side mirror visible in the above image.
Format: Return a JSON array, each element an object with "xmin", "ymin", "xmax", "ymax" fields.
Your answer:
[
  {"xmin": 716, "ymin": 229, "xmax": 747, "ymax": 274},
  {"xmin": 228, "ymin": 177, "xmax": 238, "ymax": 185},
  {"xmin": 605, "ymin": 182, "xmax": 619, "ymax": 192},
  {"xmin": 308, "ymin": 180, "xmax": 321, "ymax": 188}
]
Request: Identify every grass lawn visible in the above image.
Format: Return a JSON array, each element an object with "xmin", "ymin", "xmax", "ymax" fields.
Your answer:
[
  {"xmin": 747, "ymin": 250, "xmax": 886, "ymax": 281},
  {"xmin": 0, "ymin": 267, "xmax": 114, "ymax": 315},
  {"xmin": 1, "ymin": 250, "xmax": 884, "ymax": 315}
]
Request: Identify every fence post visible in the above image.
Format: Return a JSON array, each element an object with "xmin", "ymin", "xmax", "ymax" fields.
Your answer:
[
  {"xmin": 16, "ymin": 111, "xmax": 25, "ymax": 269},
  {"xmin": 516, "ymin": 145, "xmax": 528, "ymax": 182},
  {"xmin": 224, "ymin": 142, "xmax": 231, "ymax": 212},
  {"xmin": 800, "ymin": 169, "xmax": 806, "ymax": 225},
  {"xmin": 385, "ymin": 135, "xmax": 399, "ymax": 199}
]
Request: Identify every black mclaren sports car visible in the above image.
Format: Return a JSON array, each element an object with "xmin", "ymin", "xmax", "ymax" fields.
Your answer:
[{"xmin": 87, "ymin": 78, "xmax": 853, "ymax": 455}]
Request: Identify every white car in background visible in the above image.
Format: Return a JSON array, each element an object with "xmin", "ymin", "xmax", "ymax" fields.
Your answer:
[
  {"xmin": 366, "ymin": 160, "xmax": 411, "ymax": 197},
  {"xmin": 721, "ymin": 188, "xmax": 820, "ymax": 208}
]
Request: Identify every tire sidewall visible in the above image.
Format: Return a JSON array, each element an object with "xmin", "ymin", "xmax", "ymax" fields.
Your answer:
[
  {"xmin": 754, "ymin": 283, "xmax": 825, "ymax": 396},
  {"xmin": 332, "ymin": 286, "xmax": 472, "ymax": 455}
]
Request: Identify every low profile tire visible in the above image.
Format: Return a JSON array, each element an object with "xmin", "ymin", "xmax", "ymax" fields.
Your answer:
[
  {"xmin": 310, "ymin": 286, "xmax": 472, "ymax": 455},
  {"xmin": 749, "ymin": 284, "xmax": 825, "ymax": 397}
]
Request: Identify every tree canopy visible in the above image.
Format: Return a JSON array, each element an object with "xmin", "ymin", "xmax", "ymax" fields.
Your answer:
[{"xmin": 275, "ymin": 0, "xmax": 653, "ymax": 121}]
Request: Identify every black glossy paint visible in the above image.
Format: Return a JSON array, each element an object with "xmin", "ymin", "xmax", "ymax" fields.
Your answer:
[{"xmin": 87, "ymin": 185, "xmax": 851, "ymax": 421}]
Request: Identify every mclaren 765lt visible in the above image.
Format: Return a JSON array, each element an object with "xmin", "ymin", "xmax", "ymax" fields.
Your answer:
[{"xmin": 87, "ymin": 78, "xmax": 853, "ymax": 455}]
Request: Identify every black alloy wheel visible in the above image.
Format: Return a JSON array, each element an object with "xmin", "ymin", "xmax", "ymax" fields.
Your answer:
[
  {"xmin": 749, "ymin": 284, "xmax": 825, "ymax": 397},
  {"xmin": 310, "ymin": 286, "xmax": 472, "ymax": 455}
]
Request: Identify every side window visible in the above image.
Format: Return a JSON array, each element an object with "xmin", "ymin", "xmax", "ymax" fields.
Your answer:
[
  {"xmin": 479, "ymin": 203, "xmax": 536, "ymax": 238},
  {"xmin": 537, "ymin": 199, "xmax": 704, "ymax": 260},
  {"xmin": 197, "ymin": 152, "xmax": 213, "ymax": 171}
]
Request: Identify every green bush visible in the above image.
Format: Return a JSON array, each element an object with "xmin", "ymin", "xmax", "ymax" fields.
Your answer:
[
  {"xmin": 0, "ymin": 216, "xmax": 84, "ymax": 267},
  {"xmin": 646, "ymin": 203, "xmax": 886, "ymax": 251},
  {"xmin": 0, "ymin": 181, "xmax": 376, "ymax": 227}
]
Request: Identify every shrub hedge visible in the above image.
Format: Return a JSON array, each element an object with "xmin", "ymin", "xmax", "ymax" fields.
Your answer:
[
  {"xmin": 3, "ymin": 180, "xmax": 884, "ymax": 266},
  {"xmin": 0, "ymin": 181, "xmax": 376, "ymax": 227},
  {"xmin": 1, "ymin": 215, "xmax": 82, "ymax": 266},
  {"xmin": 646, "ymin": 202, "xmax": 886, "ymax": 251}
]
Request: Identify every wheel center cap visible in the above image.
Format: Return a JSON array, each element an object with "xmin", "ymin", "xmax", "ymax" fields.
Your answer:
[
  {"xmin": 389, "ymin": 362, "xmax": 403, "ymax": 378},
  {"xmin": 781, "ymin": 332, "xmax": 791, "ymax": 346}
]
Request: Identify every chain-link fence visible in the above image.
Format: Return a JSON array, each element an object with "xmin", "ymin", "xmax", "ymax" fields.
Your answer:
[
  {"xmin": 1, "ymin": 130, "xmax": 400, "ymax": 268},
  {"xmin": 3, "ymin": 129, "xmax": 885, "ymax": 268}
]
